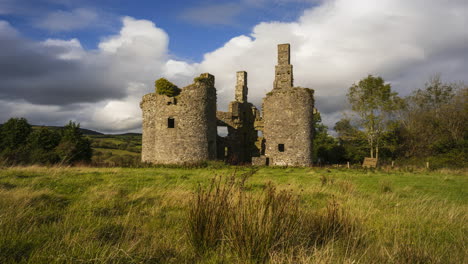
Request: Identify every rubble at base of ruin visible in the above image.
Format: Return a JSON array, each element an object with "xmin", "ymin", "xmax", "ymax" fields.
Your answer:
[{"xmin": 140, "ymin": 44, "xmax": 315, "ymax": 166}]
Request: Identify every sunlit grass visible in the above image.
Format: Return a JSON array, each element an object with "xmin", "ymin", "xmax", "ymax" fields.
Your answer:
[{"xmin": 0, "ymin": 165, "xmax": 466, "ymax": 263}]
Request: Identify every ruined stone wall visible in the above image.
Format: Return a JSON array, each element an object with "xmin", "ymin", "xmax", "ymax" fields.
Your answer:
[
  {"xmin": 140, "ymin": 73, "xmax": 217, "ymax": 164},
  {"xmin": 217, "ymin": 101, "xmax": 260, "ymax": 164},
  {"xmin": 141, "ymin": 93, "xmax": 157, "ymax": 163},
  {"xmin": 262, "ymin": 88, "xmax": 314, "ymax": 166},
  {"xmin": 273, "ymin": 44, "xmax": 293, "ymax": 90},
  {"xmin": 235, "ymin": 71, "xmax": 248, "ymax": 102},
  {"xmin": 261, "ymin": 43, "xmax": 315, "ymax": 167},
  {"xmin": 226, "ymin": 101, "xmax": 259, "ymax": 163},
  {"xmin": 216, "ymin": 71, "xmax": 260, "ymax": 164},
  {"xmin": 141, "ymin": 43, "xmax": 314, "ymax": 167}
]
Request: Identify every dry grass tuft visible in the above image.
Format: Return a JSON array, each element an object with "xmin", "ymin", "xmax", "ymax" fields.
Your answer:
[
  {"xmin": 187, "ymin": 176, "xmax": 235, "ymax": 254},
  {"xmin": 320, "ymin": 175, "xmax": 335, "ymax": 186},
  {"xmin": 379, "ymin": 180, "xmax": 393, "ymax": 193},
  {"xmin": 187, "ymin": 174, "xmax": 365, "ymax": 263}
]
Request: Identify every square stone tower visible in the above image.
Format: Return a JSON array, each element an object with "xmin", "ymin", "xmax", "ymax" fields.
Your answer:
[
  {"xmin": 261, "ymin": 44, "xmax": 315, "ymax": 166},
  {"xmin": 235, "ymin": 71, "xmax": 248, "ymax": 102},
  {"xmin": 273, "ymin": 44, "xmax": 294, "ymax": 90}
]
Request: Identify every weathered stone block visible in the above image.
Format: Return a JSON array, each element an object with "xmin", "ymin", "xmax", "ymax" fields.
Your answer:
[
  {"xmin": 362, "ymin": 158, "xmax": 378, "ymax": 168},
  {"xmin": 252, "ymin": 156, "xmax": 268, "ymax": 166},
  {"xmin": 277, "ymin": 43, "xmax": 290, "ymax": 65},
  {"xmin": 235, "ymin": 71, "xmax": 248, "ymax": 102}
]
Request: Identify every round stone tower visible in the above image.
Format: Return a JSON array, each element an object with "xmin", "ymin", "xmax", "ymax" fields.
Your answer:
[
  {"xmin": 140, "ymin": 73, "xmax": 217, "ymax": 164},
  {"xmin": 262, "ymin": 44, "xmax": 315, "ymax": 166}
]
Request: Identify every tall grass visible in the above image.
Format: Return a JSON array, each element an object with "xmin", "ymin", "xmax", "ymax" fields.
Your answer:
[
  {"xmin": 187, "ymin": 174, "xmax": 362, "ymax": 263},
  {"xmin": 0, "ymin": 166, "xmax": 466, "ymax": 263},
  {"xmin": 227, "ymin": 183, "xmax": 302, "ymax": 262},
  {"xmin": 188, "ymin": 176, "xmax": 235, "ymax": 253}
]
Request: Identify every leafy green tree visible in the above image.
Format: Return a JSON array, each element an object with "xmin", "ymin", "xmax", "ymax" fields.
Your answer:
[
  {"xmin": 155, "ymin": 78, "xmax": 181, "ymax": 97},
  {"xmin": 56, "ymin": 121, "xmax": 92, "ymax": 164},
  {"xmin": 347, "ymin": 75, "xmax": 402, "ymax": 159},
  {"xmin": 0, "ymin": 117, "xmax": 32, "ymax": 149},
  {"xmin": 399, "ymin": 76, "xmax": 467, "ymax": 165},
  {"xmin": 27, "ymin": 127, "xmax": 61, "ymax": 164},
  {"xmin": 411, "ymin": 74, "xmax": 454, "ymax": 115},
  {"xmin": 312, "ymin": 112, "xmax": 345, "ymax": 164},
  {"xmin": 0, "ymin": 118, "xmax": 32, "ymax": 163},
  {"xmin": 334, "ymin": 118, "xmax": 368, "ymax": 163}
]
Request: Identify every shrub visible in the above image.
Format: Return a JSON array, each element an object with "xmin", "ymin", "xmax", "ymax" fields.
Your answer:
[
  {"xmin": 27, "ymin": 127, "xmax": 61, "ymax": 164},
  {"xmin": 0, "ymin": 118, "xmax": 32, "ymax": 164},
  {"xmin": 155, "ymin": 78, "xmax": 180, "ymax": 97},
  {"xmin": 56, "ymin": 121, "xmax": 92, "ymax": 164},
  {"xmin": 0, "ymin": 117, "xmax": 32, "ymax": 150}
]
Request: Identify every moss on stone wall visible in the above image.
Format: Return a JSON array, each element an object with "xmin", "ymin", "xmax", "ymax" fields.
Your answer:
[
  {"xmin": 194, "ymin": 75, "xmax": 214, "ymax": 86},
  {"xmin": 155, "ymin": 78, "xmax": 181, "ymax": 97}
]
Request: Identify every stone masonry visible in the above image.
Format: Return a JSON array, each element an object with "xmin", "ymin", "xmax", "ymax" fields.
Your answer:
[
  {"xmin": 140, "ymin": 73, "xmax": 217, "ymax": 164},
  {"xmin": 273, "ymin": 44, "xmax": 293, "ymax": 90},
  {"xmin": 260, "ymin": 44, "xmax": 315, "ymax": 166},
  {"xmin": 216, "ymin": 71, "xmax": 261, "ymax": 164},
  {"xmin": 141, "ymin": 44, "xmax": 315, "ymax": 166}
]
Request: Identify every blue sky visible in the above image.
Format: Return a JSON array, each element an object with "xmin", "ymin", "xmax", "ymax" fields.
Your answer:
[
  {"xmin": 0, "ymin": 0, "xmax": 467, "ymax": 133},
  {"xmin": 1, "ymin": 0, "xmax": 315, "ymax": 61}
]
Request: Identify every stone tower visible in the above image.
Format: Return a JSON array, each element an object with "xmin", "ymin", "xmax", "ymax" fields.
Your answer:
[
  {"xmin": 217, "ymin": 71, "xmax": 261, "ymax": 164},
  {"xmin": 235, "ymin": 71, "xmax": 248, "ymax": 102},
  {"xmin": 273, "ymin": 43, "xmax": 293, "ymax": 90},
  {"xmin": 140, "ymin": 73, "xmax": 217, "ymax": 164},
  {"xmin": 261, "ymin": 44, "xmax": 315, "ymax": 166}
]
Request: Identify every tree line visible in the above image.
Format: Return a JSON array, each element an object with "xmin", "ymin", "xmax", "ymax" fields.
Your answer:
[
  {"xmin": 0, "ymin": 118, "xmax": 92, "ymax": 165},
  {"xmin": 313, "ymin": 74, "xmax": 467, "ymax": 168}
]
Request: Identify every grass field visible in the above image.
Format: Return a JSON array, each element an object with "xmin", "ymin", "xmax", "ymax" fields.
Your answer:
[
  {"xmin": 0, "ymin": 165, "xmax": 466, "ymax": 263},
  {"xmin": 88, "ymin": 134, "xmax": 141, "ymax": 165}
]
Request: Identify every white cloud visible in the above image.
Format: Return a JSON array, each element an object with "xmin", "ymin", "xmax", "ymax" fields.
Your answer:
[
  {"xmin": 195, "ymin": 0, "xmax": 468, "ymax": 127},
  {"xmin": 42, "ymin": 38, "xmax": 85, "ymax": 59},
  {"xmin": 37, "ymin": 8, "xmax": 98, "ymax": 32},
  {"xmin": 0, "ymin": 17, "xmax": 171, "ymax": 132},
  {"xmin": 88, "ymin": 82, "xmax": 145, "ymax": 132},
  {"xmin": 2, "ymin": 0, "xmax": 468, "ymax": 132}
]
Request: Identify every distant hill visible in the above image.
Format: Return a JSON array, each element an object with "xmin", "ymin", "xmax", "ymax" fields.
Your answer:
[
  {"xmin": 31, "ymin": 125, "xmax": 104, "ymax": 135},
  {"xmin": 1, "ymin": 124, "xmax": 143, "ymax": 137}
]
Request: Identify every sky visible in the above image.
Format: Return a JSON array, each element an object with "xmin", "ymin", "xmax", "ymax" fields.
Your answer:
[{"xmin": 0, "ymin": 0, "xmax": 467, "ymax": 133}]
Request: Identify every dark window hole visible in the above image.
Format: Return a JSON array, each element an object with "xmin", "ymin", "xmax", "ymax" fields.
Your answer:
[
  {"xmin": 278, "ymin": 144, "xmax": 285, "ymax": 152},
  {"xmin": 168, "ymin": 118, "xmax": 175, "ymax": 128}
]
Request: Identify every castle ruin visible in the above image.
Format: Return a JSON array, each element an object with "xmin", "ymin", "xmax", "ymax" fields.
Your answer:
[{"xmin": 140, "ymin": 44, "xmax": 315, "ymax": 166}]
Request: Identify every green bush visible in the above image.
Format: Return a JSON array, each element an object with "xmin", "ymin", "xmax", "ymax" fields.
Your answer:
[
  {"xmin": 0, "ymin": 117, "xmax": 32, "ymax": 150},
  {"xmin": 56, "ymin": 121, "xmax": 92, "ymax": 164},
  {"xmin": 155, "ymin": 78, "xmax": 180, "ymax": 97},
  {"xmin": 0, "ymin": 118, "xmax": 32, "ymax": 164},
  {"xmin": 27, "ymin": 127, "xmax": 61, "ymax": 164}
]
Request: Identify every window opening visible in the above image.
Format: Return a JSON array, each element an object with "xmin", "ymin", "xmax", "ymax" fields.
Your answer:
[
  {"xmin": 168, "ymin": 118, "xmax": 175, "ymax": 128},
  {"xmin": 278, "ymin": 144, "xmax": 285, "ymax": 152}
]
